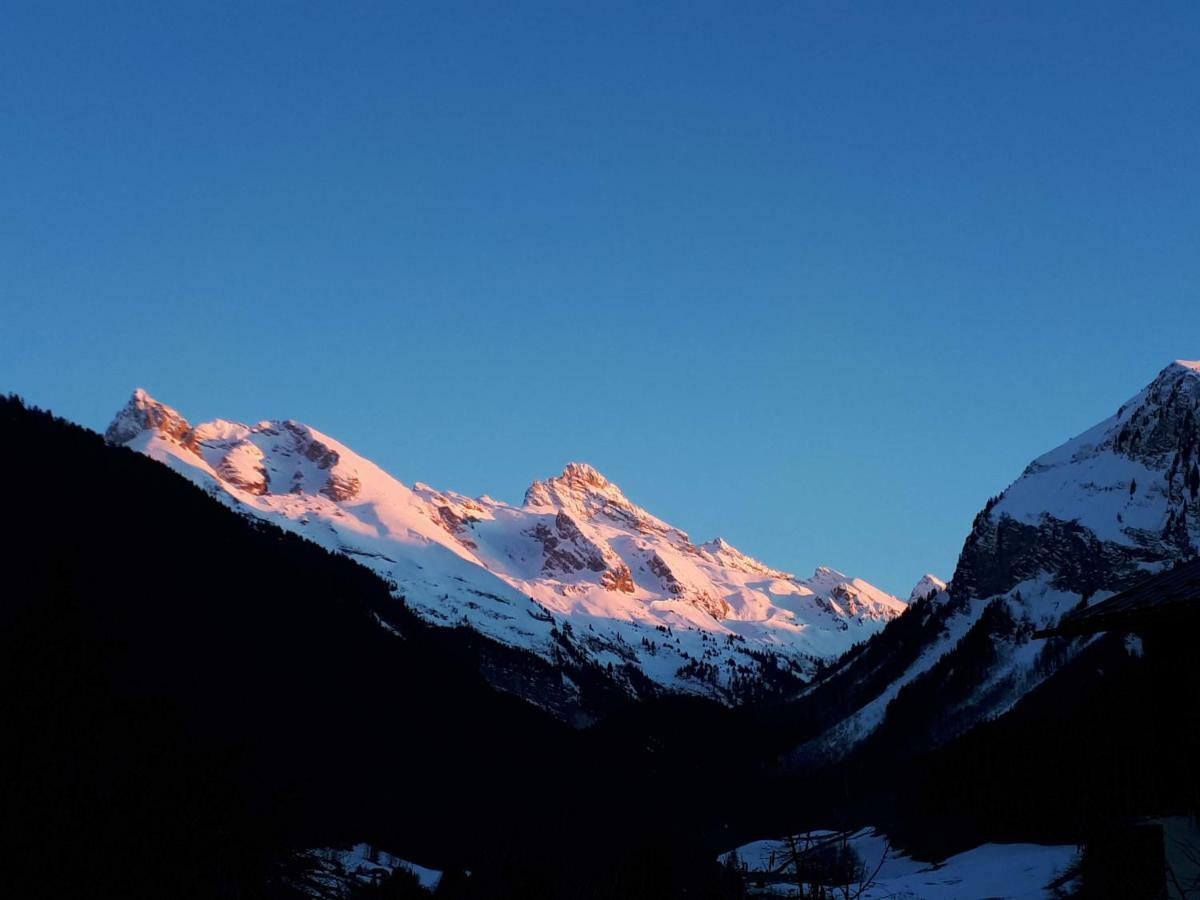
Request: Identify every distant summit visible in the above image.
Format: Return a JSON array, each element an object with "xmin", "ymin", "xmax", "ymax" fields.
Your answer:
[{"xmin": 908, "ymin": 573, "xmax": 947, "ymax": 602}]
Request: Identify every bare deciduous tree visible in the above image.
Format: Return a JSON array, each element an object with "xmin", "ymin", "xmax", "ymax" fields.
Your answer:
[{"xmin": 775, "ymin": 829, "xmax": 891, "ymax": 900}]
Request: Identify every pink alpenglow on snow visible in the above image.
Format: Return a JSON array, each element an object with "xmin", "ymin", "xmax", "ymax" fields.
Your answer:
[{"xmin": 106, "ymin": 389, "xmax": 915, "ymax": 700}]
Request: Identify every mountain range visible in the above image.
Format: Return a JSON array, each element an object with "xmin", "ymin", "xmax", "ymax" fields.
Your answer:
[
  {"xmin": 5, "ymin": 359, "xmax": 1199, "ymax": 895},
  {"xmin": 105, "ymin": 389, "xmax": 913, "ymax": 707},
  {"xmin": 103, "ymin": 361, "xmax": 1200, "ymax": 738}
]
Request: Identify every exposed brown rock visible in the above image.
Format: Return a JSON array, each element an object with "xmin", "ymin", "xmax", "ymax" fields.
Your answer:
[
  {"xmin": 104, "ymin": 389, "xmax": 200, "ymax": 454},
  {"xmin": 216, "ymin": 452, "xmax": 269, "ymax": 495},
  {"xmin": 601, "ymin": 564, "xmax": 636, "ymax": 593},
  {"xmin": 320, "ymin": 472, "xmax": 361, "ymax": 502}
]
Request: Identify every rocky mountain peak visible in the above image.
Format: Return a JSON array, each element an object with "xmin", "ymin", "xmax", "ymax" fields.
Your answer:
[
  {"xmin": 104, "ymin": 388, "xmax": 197, "ymax": 451},
  {"xmin": 524, "ymin": 462, "xmax": 632, "ymax": 512},
  {"xmin": 560, "ymin": 461, "xmax": 610, "ymax": 488},
  {"xmin": 955, "ymin": 360, "xmax": 1200, "ymax": 604},
  {"xmin": 1105, "ymin": 359, "xmax": 1200, "ymax": 468}
]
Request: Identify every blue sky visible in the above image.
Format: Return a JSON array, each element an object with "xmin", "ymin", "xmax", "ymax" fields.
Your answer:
[{"xmin": 3, "ymin": 2, "xmax": 1199, "ymax": 595}]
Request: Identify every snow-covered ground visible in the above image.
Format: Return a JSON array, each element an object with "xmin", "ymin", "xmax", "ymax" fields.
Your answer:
[
  {"xmin": 106, "ymin": 389, "xmax": 918, "ymax": 699},
  {"xmin": 292, "ymin": 844, "xmax": 442, "ymax": 896},
  {"xmin": 723, "ymin": 827, "xmax": 1078, "ymax": 899}
]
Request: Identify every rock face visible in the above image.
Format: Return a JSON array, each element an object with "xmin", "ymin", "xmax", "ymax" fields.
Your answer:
[
  {"xmin": 105, "ymin": 389, "xmax": 910, "ymax": 704},
  {"xmin": 532, "ymin": 512, "xmax": 612, "ymax": 577},
  {"xmin": 215, "ymin": 441, "xmax": 270, "ymax": 495},
  {"xmin": 953, "ymin": 361, "xmax": 1200, "ymax": 606},
  {"xmin": 790, "ymin": 360, "xmax": 1200, "ymax": 763},
  {"xmin": 105, "ymin": 389, "xmax": 199, "ymax": 451}
]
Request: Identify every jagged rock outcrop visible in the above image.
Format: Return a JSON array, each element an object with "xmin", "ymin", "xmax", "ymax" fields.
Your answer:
[
  {"xmin": 320, "ymin": 471, "xmax": 362, "ymax": 502},
  {"xmin": 533, "ymin": 511, "xmax": 611, "ymax": 576},
  {"xmin": 600, "ymin": 563, "xmax": 636, "ymax": 593},
  {"xmin": 105, "ymin": 388, "xmax": 199, "ymax": 452},
  {"xmin": 524, "ymin": 462, "xmax": 688, "ymax": 540}
]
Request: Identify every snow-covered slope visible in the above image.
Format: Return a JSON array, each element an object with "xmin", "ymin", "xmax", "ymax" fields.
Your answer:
[
  {"xmin": 907, "ymin": 573, "xmax": 947, "ymax": 602},
  {"xmin": 106, "ymin": 389, "xmax": 907, "ymax": 702},
  {"xmin": 793, "ymin": 360, "xmax": 1200, "ymax": 760}
]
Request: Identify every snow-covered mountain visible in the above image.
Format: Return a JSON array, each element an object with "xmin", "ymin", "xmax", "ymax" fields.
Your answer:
[
  {"xmin": 793, "ymin": 360, "xmax": 1200, "ymax": 760},
  {"xmin": 106, "ymin": 389, "xmax": 907, "ymax": 702},
  {"xmin": 908, "ymin": 573, "xmax": 947, "ymax": 602}
]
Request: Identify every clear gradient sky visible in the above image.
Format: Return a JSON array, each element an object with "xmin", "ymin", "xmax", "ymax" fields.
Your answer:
[{"xmin": 3, "ymin": 2, "xmax": 1200, "ymax": 595}]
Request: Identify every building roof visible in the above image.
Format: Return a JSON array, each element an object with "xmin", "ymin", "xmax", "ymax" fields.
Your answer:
[{"xmin": 1037, "ymin": 557, "xmax": 1200, "ymax": 638}]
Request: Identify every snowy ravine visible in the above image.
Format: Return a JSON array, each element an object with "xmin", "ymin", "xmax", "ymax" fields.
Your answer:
[
  {"xmin": 794, "ymin": 360, "xmax": 1200, "ymax": 761},
  {"xmin": 106, "ymin": 390, "xmax": 911, "ymax": 702}
]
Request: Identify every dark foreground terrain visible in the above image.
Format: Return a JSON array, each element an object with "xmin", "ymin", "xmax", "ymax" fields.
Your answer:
[{"xmin": 2, "ymin": 394, "xmax": 1197, "ymax": 897}]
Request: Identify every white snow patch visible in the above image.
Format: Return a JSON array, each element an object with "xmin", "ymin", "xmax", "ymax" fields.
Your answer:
[
  {"xmin": 723, "ymin": 827, "xmax": 1078, "ymax": 899},
  {"xmin": 295, "ymin": 844, "xmax": 442, "ymax": 895}
]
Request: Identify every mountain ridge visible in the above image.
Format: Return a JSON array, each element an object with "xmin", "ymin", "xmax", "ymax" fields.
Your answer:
[
  {"xmin": 106, "ymin": 388, "xmax": 912, "ymax": 704},
  {"xmin": 783, "ymin": 358, "xmax": 1200, "ymax": 765}
]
